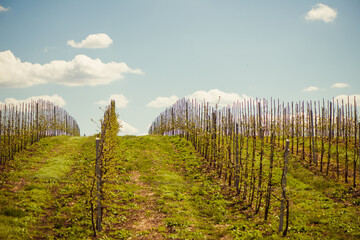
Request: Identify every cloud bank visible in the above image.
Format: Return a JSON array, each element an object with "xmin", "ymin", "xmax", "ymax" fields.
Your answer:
[
  {"xmin": 0, "ymin": 50, "xmax": 143, "ymax": 88},
  {"xmin": 0, "ymin": 5, "xmax": 9, "ymax": 12},
  {"xmin": 0, "ymin": 94, "xmax": 66, "ymax": 107},
  {"xmin": 147, "ymin": 89, "xmax": 250, "ymax": 108},
  {"xmin": 67, "ymin": 33, "xmax": 113, "ymax": 49},
  {"xmin": 119, "ymin": 120, "xmax": 139, "ymax": 135},
  {"xmin": 187, "ymin": 89, "xmax": 249, "ymax": 107},
  {"xmin": 305, "ymin": 3, "xmax": 337, "ymax": 23},
  {"xmin": 303, "ymin": 86, "xmax": 319, "ymax": 92},
  {"xmin": 334, "ymin": 94, "xmax": 360, "ymax": 106},
  {"xmin": 146, "ymin": 95, "xmax": 179, "ymax": 108},
  {"xmin": 331, "ymin": 83, "xmax": 349, "ymax": 88},
  {"xmin": 95, "ymin": 94, "xmax": 129, "ymax": 108}
]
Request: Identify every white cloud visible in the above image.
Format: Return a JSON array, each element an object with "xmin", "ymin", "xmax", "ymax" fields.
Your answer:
[
  {"xmin": 119, "ymin": 120, "xmax": 139, "ymax": 135},
  {"xmin": 303, "ymin": 86, "xmax": 319, "ymax": 92},
  {"xmin": 147, "ymin": 95, "xmax": 179, "ymax": 108},
  {"xmin": 0, "ymin": 5, "xmax": 9, "ymax": 12},
  {"xmin": 137, "ymin": 132, "xmax": 149, "ymax": 136},
  {"xmin": 0, "ymin": 50, "xmax": 144, "ymax": 88},
  {"xmin": 334, "ymin": 94, "xmax": 360, "ymax": 106},
  {"xmin": 95, "ymin": 94, "xmax": 129, "ymax": 108},
  {"xmin": 305, "ymin": 3, "xmax": 337, "ymax": 23},
  {"xmin": 331, "ymin": 83, "xmax": 349, "ymax": 88},
  {"xmin": 0, "ymin": 94, "xmax": 66, "ymax": 107},
  {"xmin": 67, "ymin": 33, "xmax": 113, "ymax": 49},
  {"xmin": 146, "ymin": 89, "xmax": 250, "ymax": 109},
  {"xmin": 43, "ymin": 46, "xmax": 57, "ymax": 53},
  {"xmin": 187, "ymin": 89, "xmax": 249, "ymax": 107}
]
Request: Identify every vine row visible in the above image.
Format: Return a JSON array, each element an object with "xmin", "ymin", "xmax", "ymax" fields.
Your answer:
[
  {"xmin": 0, "ymin": 99, "xmax": 80, "ymax": 165},
  {"xmin": 149, "ymin": 97, "xmax": 359, "ymax": 227}
]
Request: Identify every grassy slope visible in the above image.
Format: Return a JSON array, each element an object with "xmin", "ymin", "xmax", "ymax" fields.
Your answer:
[
  {"xmin": 0, "ymin": 135, "xmax": 359, "ymax": 239},
  {"xmin": 0, "ymin": 136, "xmax": 95, "ymax": 239}
]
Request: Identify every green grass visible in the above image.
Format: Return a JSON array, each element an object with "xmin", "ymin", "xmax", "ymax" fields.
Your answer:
[
  {"xmin": 0, "ymin": 135, "xmax": 94, "ymax": 239},
  {"xmin": 0, "ymin": 134, "xmax": 359, "ymax": 239}
]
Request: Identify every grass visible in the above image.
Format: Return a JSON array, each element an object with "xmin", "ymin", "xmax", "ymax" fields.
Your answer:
[
  {"xmin": 0, "ymin": 135, "xmax": 94, "ymax": 239},
  {"xmin": 0, "ymin": 134, "xmax": 359, "ymax": 239},
  {"xmin": 110, "ymin": 135, "xmax": 234, "ymax": 239}
]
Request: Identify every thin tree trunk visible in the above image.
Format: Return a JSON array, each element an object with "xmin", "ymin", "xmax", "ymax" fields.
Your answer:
[
  {"xmin": 353, "ymin": 98, "xmax": 357, "ymax": 187},
  {"xmin": 279, "ymin": 140, "xmax": 290, "ymax": 234},
  {"xmin": 255, "ymin": 102, "xmax": 264, "ymax": 214},
  {"xmin": 264, "ymin": 103, "xmax": 274, "ymax": 221}
]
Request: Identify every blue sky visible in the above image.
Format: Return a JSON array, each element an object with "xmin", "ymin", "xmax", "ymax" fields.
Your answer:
[{"xmin": 0, "ymin": 0, "xmax": 359, "ymax": 136}]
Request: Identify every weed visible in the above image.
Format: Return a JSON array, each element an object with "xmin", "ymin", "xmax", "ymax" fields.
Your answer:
[{"xmin": 1, "ymin": 207, "xmax": 26, "ymax": 218}]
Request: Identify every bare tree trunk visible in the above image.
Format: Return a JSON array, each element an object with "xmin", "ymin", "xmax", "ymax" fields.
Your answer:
[
  {"xmin": 353, "ymin": 98, "xmax": 357, "ymax": 188},
  {"xmin": 264, "ymin": 103, "xmax": 274, "ymax": 221},
  {"xmin": 310, "ymin": 109, "xmax": 316, "ymax": 164},
  {"xmin": 96, "ymin": 138, "xmax": 102, "ymax": 232},
  {"xmin": 255, "ymin": 101, "xmax": 264, "ymax": 214},
  {"xmin": 345, "ymin": 99, "xmax": 349, "ymax": 182},
  {"xmin": 302, "ymin": 101, "xmax": 305, "ymax": 161},
  {"xmin": 279, "ymin": 140, "xmax": 290, "ymax": 235},
  {"xmin": 327, "ymin": 102, "xmax": 332, "ymax": 176},
  {"xmin": 235, "ymin": 123, "xmax": 240, "ymax": 194},
  {"xmin": 320, "ymin": 101, "xmax": 325, "ymax": 172},
  {"xmin": 336, "ymin": 104, "xmax": 340, "ymax": 179}
]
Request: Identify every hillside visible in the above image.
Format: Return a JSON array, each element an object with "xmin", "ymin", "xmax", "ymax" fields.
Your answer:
[{"xmin": 0, "ymin": 135, "xmax": 359, "ymax": 239}]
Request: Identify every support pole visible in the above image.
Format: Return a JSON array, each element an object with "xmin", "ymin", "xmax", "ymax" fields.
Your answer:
[
  {"xmin": 279, "ymin": 140, "xmax": 290, "ymax": 236},
  {"xmin": 95, "ymin": 137, "xmax": 102, "ymax": 232}
]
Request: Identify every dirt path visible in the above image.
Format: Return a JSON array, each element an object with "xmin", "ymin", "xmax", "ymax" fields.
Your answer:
[
  {"xmin": 125, "ymin": 171, "xmax": 165, "ymax": 239},
  {"xmin": 105, "ymin": 135, "xmax": 236, "ymax": 239}
]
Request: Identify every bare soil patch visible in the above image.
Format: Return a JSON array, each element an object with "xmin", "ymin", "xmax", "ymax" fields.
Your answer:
[{"xmin": 123, "ymin": 171, "xmax": 166, "ymax": 239}]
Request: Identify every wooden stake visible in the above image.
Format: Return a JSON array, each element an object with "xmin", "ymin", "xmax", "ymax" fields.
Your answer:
[{"xmin": 279, "ymin": 139, "xmax": 290, "ymax": 234}]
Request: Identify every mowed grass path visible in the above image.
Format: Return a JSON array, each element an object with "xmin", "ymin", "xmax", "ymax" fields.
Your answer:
[
  {"xmin": 0, "ymin": 136, "xmax": 94, "ymax": 239},
  {"xmin": 0, "ymin": 135, "xmax": 359, "ymax": 239}
]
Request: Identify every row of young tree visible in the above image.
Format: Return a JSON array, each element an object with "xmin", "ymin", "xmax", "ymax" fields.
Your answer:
[
  {"xmin": 90, "ymin": 100, "xmax": 120, "ymax": 237},
  {"xmin": 149, "ymin": 97, "xmax": 359, "ymax": 186},
  {"xmin": 149, "ymin": 97, "xmax": 359, "ymax": 234},
  {"xmin": 0, "ymin": 99, "xmax": 80, "ymax": 165}
]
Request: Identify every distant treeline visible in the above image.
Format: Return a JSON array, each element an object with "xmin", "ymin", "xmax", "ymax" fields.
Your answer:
[{"xmin": 0, "ymin": 99, "xmax": 80, "ymax": 164}]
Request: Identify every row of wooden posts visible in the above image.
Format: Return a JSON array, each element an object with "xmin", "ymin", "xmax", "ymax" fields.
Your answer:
[
  {"xmin": 149, "ymin": 97, "xmax": 359, "ymax": 235},
  {"xmin": 149, "ymin": 97, "xmax": 360, "ymax": 186},
  {"xmin": 0, "ymin": 99, "xmax": 80, "ymax": 165}
]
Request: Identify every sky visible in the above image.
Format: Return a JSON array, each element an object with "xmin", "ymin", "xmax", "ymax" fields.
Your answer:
[{"xmin": 0, "ymin": 0, "xmax": 359, "ymax": 136}]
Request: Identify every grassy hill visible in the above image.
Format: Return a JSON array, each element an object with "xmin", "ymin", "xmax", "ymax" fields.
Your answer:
[{"xmin": 0, "ymin": 135, "xmax": 359, "ymax": 239}]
